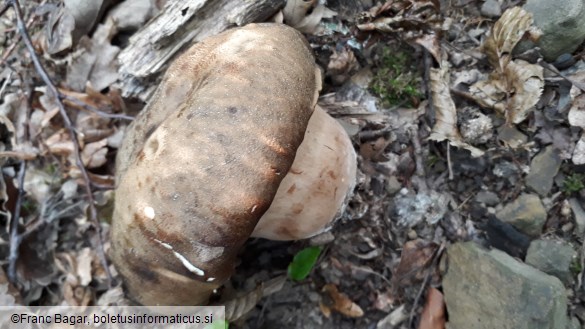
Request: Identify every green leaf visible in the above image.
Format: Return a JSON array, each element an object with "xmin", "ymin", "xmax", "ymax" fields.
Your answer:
[
  {"xmin": 288, "ymin": 246, "xmax": 322, "ymax": 281},
  {"xmin": 206, "ymin": 319, "xmax": 229, "ymax": 329}
]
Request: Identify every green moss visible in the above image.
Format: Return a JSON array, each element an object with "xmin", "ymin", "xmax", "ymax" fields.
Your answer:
[
  {"xmin": 562, "ymin": 173, "xmax": 585, "ymax": 194},
  {"xmin": 370, "ymin": 47, "xmax": 422, "ymax": 108},
  {"xmin": 570, "ymin": 257, "xmax": 582, "ymax": 276}
]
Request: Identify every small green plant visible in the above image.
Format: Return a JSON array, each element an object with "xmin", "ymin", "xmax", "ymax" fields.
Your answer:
[
  {"xmin": 288, "ymin": 246, "xmax": 322, "ymax": 281},
  {"xmin": 562, "ymin": 173, "xmax": 585, "ymax": 194},
  {"xmin": 370, "ymin": 47, "xmax": 422, "ymax": 108},
  {"xmin": 570, "ymin": 257, "xmax": 582, "ymax": 276},
  {"xmin": 207, "ymin": 319, "xmax": 229, "ymax": 329},
  {"xmin": 426, "ymin": 154, "xmax": 441, "ymax": 168}
]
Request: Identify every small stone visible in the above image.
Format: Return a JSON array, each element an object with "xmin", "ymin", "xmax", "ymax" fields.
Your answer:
[
  {"xmin": 569, "ymin": 198, "xmax": 585, "ymax": 236},
  {"xmin": 525, "ymin": 146, "xmax": 562, "ymax": 196},
  {"xmin": 572, "ymin": 135, "xmax": 585, "ymax": 165},
  {"xmin": 498, "ymin": 125, "xmax": 528, "ymax": 148},
  {"xmin": 450, "ymin": 52, "xmax": 465, "ymax": 67},
  {"xmin": 525, "ymin": 239, "xmax": 576, "ymax": 285},
  {"xmin": 493, "ymin": 161, "xmax": 520, "ymax": 185},
  {"xmin": 496, "ymin": 194, "xmax": 546, "ymax": 237},
  {"xmin": 443, "ymin": 242, "xmax": 568, "ymax": 329},
  {"xmin": 475, "ymin": 191, "xmax": 500, "ymax": 206},
  {"xmin": 481, "ymin": 0, "xmax": 502, "ymax": 18},
  {"xmin": 385, "ymin": 176, "xmax": 402, "ymax": 195},
  {"xmin": 407, "ymin": 229, "xmax": 418, "ymax": 240}
]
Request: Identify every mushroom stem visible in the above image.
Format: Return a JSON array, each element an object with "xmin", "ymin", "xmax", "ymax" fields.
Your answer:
[{"xmin": 252, "ymin": 106, "xmax": 357, "ymax": 240}]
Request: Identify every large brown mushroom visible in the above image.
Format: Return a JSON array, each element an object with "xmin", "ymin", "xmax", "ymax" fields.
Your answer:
[{"xmin": 111, "ymin": 23, "xmax": 356, "ymax": 306}]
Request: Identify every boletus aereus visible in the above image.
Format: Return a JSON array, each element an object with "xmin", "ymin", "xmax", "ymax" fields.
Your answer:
[{"xmin": 111, "ymin": 23, "xmax": 356, "ymax": 306}]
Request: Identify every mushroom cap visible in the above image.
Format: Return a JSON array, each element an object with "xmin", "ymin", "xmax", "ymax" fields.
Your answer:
[
  {"xmin": 111, "ymin": 23, "xmax": 321, "ymax": 305},
  {"xmin": 251, "ymin": 106, "xmax": 357, "ymax": 240}
]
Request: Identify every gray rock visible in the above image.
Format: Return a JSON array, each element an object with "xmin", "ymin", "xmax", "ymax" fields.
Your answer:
[
  {"xmin": 525, "ymin": 239, "xmax": 576, "ymax": 284},
  {"xmin": 523, "ymin": 0, "xmax": 585, "ymax": 61},
  {"xmin": 475, "ymin": 191, "xmax": 500, "ymax": 206},
  {"xmin": 481, "ymin": 0, "xmax": 502, "ymax": 18},
  {"xmin": 460, "ymin": 111, "xmax": 493, "ymax": 145},
  {"xmin": 496, "ymin": 194, "xmax": 546, "ymax": 237},
  {"xmin": 498, "ymin": 125, "xmax": 528, "ymax": 148},
  {"xmin": 569, "ymin": 198, "xmax": 585, "ymax": 236},
  {"xmin": 525, "ymin": 146, "xmax": 562, "ymax": 196},
  {"xmin": 566, "ymin": 317, "xmax": 581, "ymax": 329},
  {"xmin": 443, "ymin": 242, "xmax": 568, "ymax": 329},
  {"xmin": 385, "ymin": 176, "xmax": 402, "ymax": 195},
  {"xmin": 393, "ymin": 190, "xmax": 449, "ymax": 227}
]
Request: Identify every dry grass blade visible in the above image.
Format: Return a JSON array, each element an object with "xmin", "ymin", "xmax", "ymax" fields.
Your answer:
[
  {"xmin": 483, "ymin": 7, "xmax": 541, "ymax": 72},
  {"xmin": 428, "ymin": 63, "xmax": 484, "ymax": 157}
]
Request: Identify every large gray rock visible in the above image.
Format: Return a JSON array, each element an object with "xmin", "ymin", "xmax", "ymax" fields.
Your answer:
[
  {"xmin": 496, "ymin": 194, "xmax": 546, "ymax": 237},
  {"xmin": 525, "ymin": 146, "xmax": 562, "ymax": 196},
  {"xmin": 443, "ymin": 242, "xmax": 568, "ymax": 329},
  {"xmin": 525, "ymin": 239, "xmax": 576, "ymax": 284},
  {"xmin": 524, "ymin": 0, "xmax": 585, "ymax": 61}
]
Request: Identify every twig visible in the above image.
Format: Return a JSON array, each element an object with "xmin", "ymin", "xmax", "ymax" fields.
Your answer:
[
  {"xmin": 7, "ymin": 159, "xmax": 26, "ymax": 283},
  {"xmin": 6, "ymin": 0, "xmax": 112, "ymax": 284},
  {"xmin": 538, "ymin": 59, "xmax": 585, "ymax": 92},
  {"xmin": 61, "ymin": 94, "xmax": 134, "ymax": 121},
  {"xmin": 0, "ymin": 4, "xmax": 37, "ymax": 68},
  {"xmin": 447, "ymin": 141, "xmax": 453, "ymax": 180},
  {"xmin": 408, "ymin": 244, "xmax": 445, "ymax": 328}
]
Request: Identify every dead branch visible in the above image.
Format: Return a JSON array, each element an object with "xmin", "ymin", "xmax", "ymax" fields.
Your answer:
[
  {"xmin": 116, "ymin": 0, "xmax": 286, "ymax": 100},
  {"xmin": 7, "ymin": 159, "xmax": 26, "ymax": 283}
]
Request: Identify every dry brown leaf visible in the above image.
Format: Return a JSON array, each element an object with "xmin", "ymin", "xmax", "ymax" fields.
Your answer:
[
  {"xmin": 45, "ymin": 130, "xmax": 75, "ymax": 156},
  {"xmin": 415, "ymin": 33, "xmax": 441, "ymax": 64},
  {"xmin": 428, "ymin": 63, "xmax": 485, "ymax": 157},
  {"xmin": 468, "ymin": 74, "xmax": 507, "ymax": 113},
  {"xmin": 327, "ymin": 48, "xmax": 359, "ymax": 84},
  {"xmin": 504, "ymin": 60, "xmax": 543, "ymax": 124},
  {"xmin": 44, "ymin": 4, "xmax": 75, "ymax": 55},
  {"xmin": 293, "ymin": 4, "xmax": 337, "ymax": 34},
  {"xmin": 66, "ymin": 19, "xmax": 120, "ymax": 91},
  {"xmin": 392, "ymin": 239, "xmax": 438, "ymax": 287},
  {"xmin": 417, "ymin": 287, "xmax": 445, "ymax": 329},
  {"xmin": 44, "ymin": 0, "xmax": 109, "ymax": 55},
  {"xmin": 321, "ymin": 284, "xmax": 364, "ymax": 318},
  {"xmin": 357, "ymin": 0, "xmax": 441, "ymax": 37},
  {"xmin": 81, "ymin": 138, "xmax": 108, "ymax": 168},
  {"xmin": 469, "ymin": 60, "xmax": 542, "ymax": 124},
  {"xmin": 283, "ymin": 0, "xmax": 315, "ymax": 26},
  {"xmin": 469, "ymin": 7, "xmax": 544, "ymax": 125},
  {"xmin": 483, "ymin": 7, "xmax": 541, "ymax": 72},
  {"xmin": 360, "ymin": 136, "xmax": 392, "ymax": 161},
  {"xmin": 0, "ymin": 265, "xmax": 20, "ymax": 305}
]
